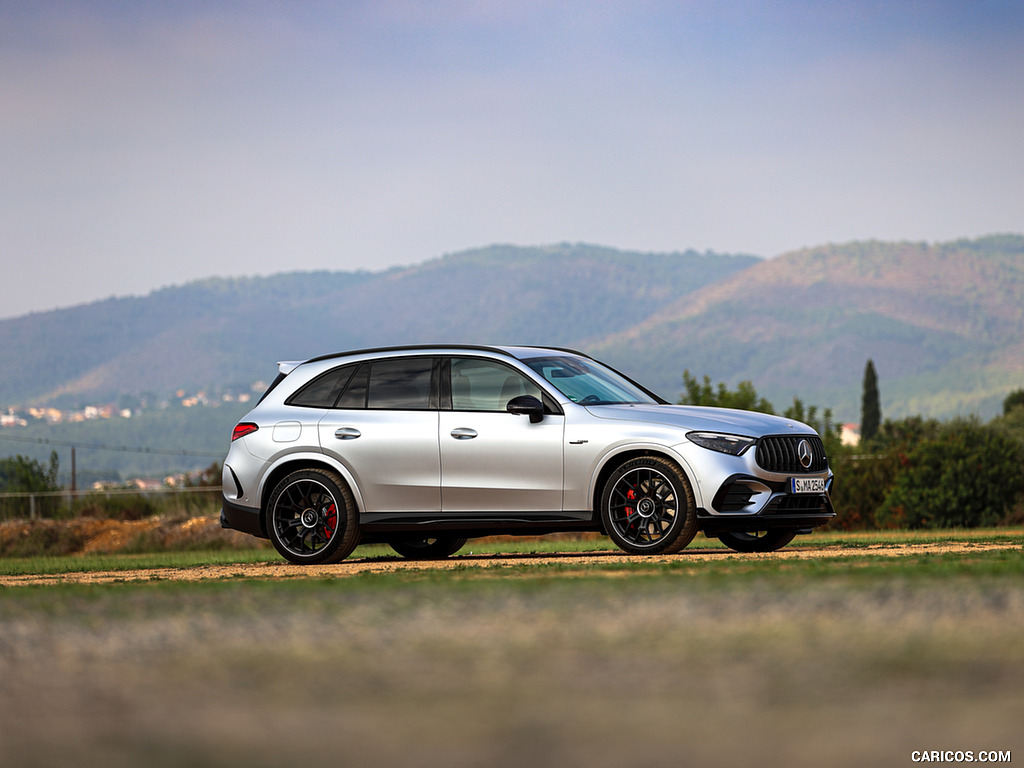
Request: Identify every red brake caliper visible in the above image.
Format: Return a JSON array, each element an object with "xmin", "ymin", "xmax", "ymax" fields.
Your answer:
[
  {"xmin": 324, "ymin": 502, "xmax": 337, "ymax": 536},
  {"xmin": 626, "ymin": 489, "xmax": 636, "ymax": 517}
]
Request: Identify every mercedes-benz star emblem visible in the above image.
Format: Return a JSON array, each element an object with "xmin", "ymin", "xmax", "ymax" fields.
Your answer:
[{"xmin": 797, "ymin": 439, "xmax": 813, "ymax": 469}]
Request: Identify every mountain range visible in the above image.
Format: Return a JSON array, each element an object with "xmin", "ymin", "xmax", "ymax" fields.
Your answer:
[{"xmin": 3, "ymin": 235, "xmax": 1023, "ymax": 428}]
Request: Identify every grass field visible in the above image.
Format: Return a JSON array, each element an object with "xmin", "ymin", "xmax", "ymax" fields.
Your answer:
[{"xmin": 1, "ymin": 530, "xmax": 1021, "ymax": 767}]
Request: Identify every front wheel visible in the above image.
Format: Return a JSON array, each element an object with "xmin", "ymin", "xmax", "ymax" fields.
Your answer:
[
  {"xmin": 601, "ymin": 456, "xmax": 698, "ymax": 555},
  {"xmin": 265, "ymin": 469, "xmax": 359, "ymax": 565},
  {"xmin": 389, "ymin": 536, "xmax": 468, "ymax": 560},
  {"xmin": 717, "ymin": 530, "xmax": 796, "ymax": 553}
]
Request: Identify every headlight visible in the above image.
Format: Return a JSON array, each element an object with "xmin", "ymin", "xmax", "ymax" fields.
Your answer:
[{"xmin": 687, "ymin": 431, "xmax": 756, "ymax": 456}]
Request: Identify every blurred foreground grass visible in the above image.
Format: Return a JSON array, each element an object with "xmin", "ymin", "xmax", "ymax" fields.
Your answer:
[{"xmin": 1, "ymin": 532, "xmax": 1021, "ymax": 768}]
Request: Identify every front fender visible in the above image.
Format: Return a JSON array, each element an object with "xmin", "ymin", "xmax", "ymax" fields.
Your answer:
[{"xmin": 579, "ymin": 441, "xmax": 705, "ymax": 512}]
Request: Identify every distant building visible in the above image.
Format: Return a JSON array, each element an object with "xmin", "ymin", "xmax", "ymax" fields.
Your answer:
[{"xmin": 841, "ymin": 423, "xmax": 860, "ymax": 446}]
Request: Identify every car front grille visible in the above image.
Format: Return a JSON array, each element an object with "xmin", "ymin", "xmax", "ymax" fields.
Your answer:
[{"xmin": 755, "ymin": 435, "xmax": 828, "ymax": 473}]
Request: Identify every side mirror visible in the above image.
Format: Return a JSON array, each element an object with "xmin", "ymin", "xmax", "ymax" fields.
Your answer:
[{"xmin": 506, "ymin": 395, "xmax": 545, "ymax": 423}]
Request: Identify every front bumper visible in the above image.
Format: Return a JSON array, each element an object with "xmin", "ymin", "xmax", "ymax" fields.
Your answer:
[{"xmin": 697, "ymin": 491, "xmax": 835, "ymax": 535}]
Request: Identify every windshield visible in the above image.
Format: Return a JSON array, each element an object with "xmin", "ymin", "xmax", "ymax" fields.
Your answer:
[{"xmin": 522, "ymin": 355, "xmax": 659, "ymax": 405}]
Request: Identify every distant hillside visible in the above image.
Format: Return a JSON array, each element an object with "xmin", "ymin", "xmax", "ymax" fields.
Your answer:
[
  {"xmin": 0, "ymin": 243, "xmax": 756, "ymax": 407},
  {"xmin": 2, "ymin": 234, "xmax": 1024, "ymax": 483},
  {"xmin": 594, "ymin": 235, "xmax": 1024, "ymax": 418}
]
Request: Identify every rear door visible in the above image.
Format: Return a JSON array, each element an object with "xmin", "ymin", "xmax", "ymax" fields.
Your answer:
[{"xmin": 317, "ymin": 356, "xmax": 441, "ymax": 513}]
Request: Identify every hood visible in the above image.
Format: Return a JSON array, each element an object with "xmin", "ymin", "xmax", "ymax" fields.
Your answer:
[{"xmin": 585, "ymin": 403, "xmax": 817, "ymax": 438}]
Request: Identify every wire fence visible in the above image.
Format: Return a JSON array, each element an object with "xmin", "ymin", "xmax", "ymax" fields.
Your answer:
[{"xmin": 0, "ymin": 486, "xmax": 224, "ymax": 522}]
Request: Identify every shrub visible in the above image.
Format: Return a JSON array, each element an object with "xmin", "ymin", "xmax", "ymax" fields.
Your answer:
[
  {"xmin": 73, "ymin": 493, "xmax": 159, "ymax": 521},
  {"xmin": 828, "ymin": 453, "xmax": 896, "ymax": 530},
  {"xmin": 876, "ymin": 417, "xmax": 1024, "ymax": 528}
]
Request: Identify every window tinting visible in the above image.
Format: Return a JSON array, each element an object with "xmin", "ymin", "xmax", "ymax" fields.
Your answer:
[
  {"xmin": 366, "ymin": 358, "xmax": 434, "ymax": 410},
  {"xmin": 450, "ymin": 358, "xmax": 542, "ymax": 411},
  {"xmin": 286, "ymin": 365, "xmax": 356, "ymax": 408},
  {"xmin": 337, "ymin": 364, "xmax": 369, "ymax": 409}
]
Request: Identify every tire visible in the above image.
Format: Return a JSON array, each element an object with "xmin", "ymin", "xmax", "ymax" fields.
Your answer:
[
  {"xmin": 265, "ymin": 468, "xmax": 359, "ymax": 565},
  {"xmin": 601, "ymin": 456, "xmax": 698, "ymax": 555},
  {"xmin": 717, "ymin": 529, "xmax": 796, "ymax": 553},
  {"xmin": 389, "ymin": 536, "xmax": 468, "ymax": 560}
]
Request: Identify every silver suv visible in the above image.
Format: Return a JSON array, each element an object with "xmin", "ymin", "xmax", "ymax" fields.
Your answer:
[{"xmin": 221, "ymin": 345, "xmax": 834, "ymax": 564}]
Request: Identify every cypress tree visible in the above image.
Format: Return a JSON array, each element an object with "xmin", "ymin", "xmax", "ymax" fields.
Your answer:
[{"xmin": 860, "ymin": 359, "xmax": 881, "ymax": 444}]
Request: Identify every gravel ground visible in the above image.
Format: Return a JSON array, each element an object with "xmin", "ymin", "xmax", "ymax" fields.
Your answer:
[{"xmin": 1, "ymin": 539, "xmax": 1018, "ymax": 586}]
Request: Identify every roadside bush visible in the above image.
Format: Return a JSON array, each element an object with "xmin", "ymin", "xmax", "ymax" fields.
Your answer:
[
  {"xmin": 875, "ymin": 417, "xmax": 1024, "ymax": 528},
  {"xmin": 0, "ymin": 452, "xmax": 62, "ymax": 519},
  {"xmin": 828, "ymin": 452, "xmax": 896, "ymax": 530},
  {"xmin": 73, "ymin": 493, "xmax": 159, "ymax": 521},
  {"xmin": 0, "ymin": 521, "xmax": 88, "ymax": 558},
  {"xmin": 828, "ymin": 418, "xmax": 940, "ymax": 530}
]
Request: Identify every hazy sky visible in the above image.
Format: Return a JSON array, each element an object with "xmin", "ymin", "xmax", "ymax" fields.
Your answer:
[{"xmin": 2, "ymin": 1, "xmax": 1022, "ymax": 319}]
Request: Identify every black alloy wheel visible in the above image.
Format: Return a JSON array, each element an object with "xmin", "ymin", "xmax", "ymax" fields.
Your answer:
[
  {"xmin": 601, "ymin": 456, "xmax": 698, "ymax": 555},
  {"xmin": 266, "ymin": 469, "xmax": 359, "ymax": 565},
  {"xmin": 716, "ymin": 529, "xmax": 796, "ymax": 553},
  {"xmin": 389, "ymin": 536, "xmax": 468, "ymax": 560}
]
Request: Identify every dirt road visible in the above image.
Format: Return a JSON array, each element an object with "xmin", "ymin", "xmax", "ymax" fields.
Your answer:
[{"xmin": 3, "ymin": 539, "xmax": 1017, "ymax": 587}]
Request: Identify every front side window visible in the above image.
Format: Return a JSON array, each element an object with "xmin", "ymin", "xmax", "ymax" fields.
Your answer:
[
  {"xmin": 450, "ymin": 358, "xmax": 543, "ymax": 411},
  {"xmin": 522, "ymin": 355, "xmax": 658, "ymax": 405}
]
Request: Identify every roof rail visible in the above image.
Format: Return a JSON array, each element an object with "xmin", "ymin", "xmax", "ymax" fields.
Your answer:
[{"xmin": 302, "ymin": 344, "xmax": 520, "ymax": 366}]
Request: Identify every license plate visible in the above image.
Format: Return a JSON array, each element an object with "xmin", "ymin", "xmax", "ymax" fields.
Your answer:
[{"xmin": 791, "ymin": 477, "xmax": 826, "ymax": 494}]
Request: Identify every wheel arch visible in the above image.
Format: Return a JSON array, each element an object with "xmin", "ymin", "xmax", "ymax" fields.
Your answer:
[
  {"xmin": 591, "ymin": 446, "xmax": 699, "ymax": 518},
  {"xmin": 257, "ymin": 455, "xmax": 363, "ymax": 534}
]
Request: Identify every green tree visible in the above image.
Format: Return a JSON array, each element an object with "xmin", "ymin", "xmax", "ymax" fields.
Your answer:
[
  {"xmin": 0, "ymin": 452, "xmax": 60, "ymax": 493},
  {"xmin": 0, "ymin": 452, "xmax": 61, "ymax": 518},
  {"xmin": 678, "ymin": 370, "xmax": 774, "ymax": 413},
  {"xmin": 784, "ymin": 398, "xmax": 842, "ymax": 455},
  {"xmin": 876, "ymin": 417, "xmax": 1024, "ymax": 528},
  {"xmin": 1004, "ymin": 388, "xmax": 1024, "ymax": 415},
  {"xmin": 860, "ymin": 359, "xmax": 881, "ymax": 444},
  {"xmin": 825, "ymin": 417, "xmax": 940, "ymax": 531}
]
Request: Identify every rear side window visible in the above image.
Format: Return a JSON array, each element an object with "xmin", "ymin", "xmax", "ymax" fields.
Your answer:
[
  {"xmin": 335, "ymin": 357, "xmax": 436, "ymax": 410},
  {"xmin": 337, "ymin": 365, "xmax": 369, "ymax": 408},
  {"xmin": 286, "ymin": 365, "xmax": 356, "ymax": 408},
  {"xmin": 367, "ymin": 358, "xmax": 434, "ymax": 409}
]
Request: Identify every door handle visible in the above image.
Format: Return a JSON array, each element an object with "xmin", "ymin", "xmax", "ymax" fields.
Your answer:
[
  {"xmin": 334, "ymin": 427, "xmax": 362, "ymax": 440},
  {"xmin": 450, "ymin": 427, "xmax": 478, "ymax": 440}
]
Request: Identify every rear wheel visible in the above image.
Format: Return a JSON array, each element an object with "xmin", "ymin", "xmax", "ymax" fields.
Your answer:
[
  {"xmin": 601, "ymin": 456, "xmax": 698, "ymax": 555},
  {"xmin": 389, "ymin": 536, "xmax": 468, "ymax": 560},
  {"xmin": 717, "ymin": 529, "xmax": 796, "ymax": 553},
  {"xmin": 265, "ymin": 469, "xmax": 359, "ymax": 564}
]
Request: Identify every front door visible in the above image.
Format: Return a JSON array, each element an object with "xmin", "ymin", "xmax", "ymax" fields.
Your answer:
[{"xmin": 440, "ymin": 357, "xmax": 563, "ymax": 512}]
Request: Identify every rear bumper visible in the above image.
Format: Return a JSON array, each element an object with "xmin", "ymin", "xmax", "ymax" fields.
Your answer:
[{"xmin": 220, "ymin": 499, "xmax": 267, "ymax": 539}]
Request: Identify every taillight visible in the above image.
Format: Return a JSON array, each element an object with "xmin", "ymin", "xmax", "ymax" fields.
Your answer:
[{"xmin": 231, "ymin": 422, "xmax": 259, "ymax": 441}]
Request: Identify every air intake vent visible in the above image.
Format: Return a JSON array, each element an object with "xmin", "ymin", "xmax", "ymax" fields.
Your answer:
[{"xmin": 756, "ymin": 435, "xmax": 828, "ymax": 473}]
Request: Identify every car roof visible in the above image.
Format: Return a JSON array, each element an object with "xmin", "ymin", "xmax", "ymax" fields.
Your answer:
[
  {"xmin": 294, "ymin": 344, "xmax": 590, "ymax": 370},
  {"xmin": 260, "ymin": 344, "xmax": 667, "ymax": 406}
]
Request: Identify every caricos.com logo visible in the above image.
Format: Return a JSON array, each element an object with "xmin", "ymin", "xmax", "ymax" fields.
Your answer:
[{"xmin": 911, "ymin": 751, "xmax": 1011, "ymax": 763}]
